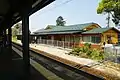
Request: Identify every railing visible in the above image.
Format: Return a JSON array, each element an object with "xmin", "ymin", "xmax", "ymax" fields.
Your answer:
[
  {"xmin": 35, "ymin": 39, "xmax": 120, "ymax": 63},
  {"xmin": 35, "ymin": 39, "xmax": 79, "ymax": 49},
  {"xmin": 104, "ymin": 46, "xmax": 120, "ymax": 63}
]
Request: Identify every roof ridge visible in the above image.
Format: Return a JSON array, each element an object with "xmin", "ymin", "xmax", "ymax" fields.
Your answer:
[
  {"xmin": 46, "ymin": 22, "xmax": 97, "ymax": 28},
  {"xmin": 67, "ymin": 22, "xmax": 96, "ymax": 26}
]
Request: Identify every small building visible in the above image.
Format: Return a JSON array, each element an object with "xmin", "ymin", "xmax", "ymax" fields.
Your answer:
[
  {"xmin": 82, "ymin": 27, "xmax": 119, "ymax": 44},
  {"xmin": 17, "ymin": 22, "xmax": 120, "ymax": 49}
]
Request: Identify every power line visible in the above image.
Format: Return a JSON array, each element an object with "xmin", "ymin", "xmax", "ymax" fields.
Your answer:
[{"xmin": 39, "ymin": 0, "xmax": 74, "ymax": 15}]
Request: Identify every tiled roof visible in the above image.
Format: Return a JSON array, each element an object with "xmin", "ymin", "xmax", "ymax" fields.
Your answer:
[
  {"xmin": 32, "ymin": 31, "xmax": 81, "ymax": 35},
  {"xmin": 34, "ymin": 28, "xmax": 45, "ymax": 33},
  {"xmin": 82, "ymin": 27, "xmax": 119, "ymax": 34},
  {"xmin": 34, "ymin": 22, "xmax": 99, "ymax": 34}
]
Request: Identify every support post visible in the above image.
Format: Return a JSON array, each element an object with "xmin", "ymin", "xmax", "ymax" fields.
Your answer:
[
  {"xmin": 22, "ymin": 13, "xmax": 30, "ymax": 76},
  {"xmin": 73, "ymin": 35, "xmax": 75, "ymax": 48},
  {"xmin": 8, "ymin": 28, "xmax": 12, "ymax": 54},
  {"xmin": 3, "ymin": 30, "xmax": 7, "ymax": 47},
  {"xmin": 64, "ymin": 35, "xmax": 65, "ymax": 48},
  {"xmin": 70, "ymin": 35, "xmax": 71, "ymax": 48}
]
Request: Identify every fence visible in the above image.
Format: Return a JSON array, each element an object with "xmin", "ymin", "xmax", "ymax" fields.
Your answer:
[
  {"xmin": 104, "ymin": 46, "xmax": 120, "ymax": 63},
  {"xmin": 35, "ymin": 39, "xmax": 79, "ymax": 49},
  {"xmin": 32, "ymin": 39, "xmax": 120, "ymax": 63}
]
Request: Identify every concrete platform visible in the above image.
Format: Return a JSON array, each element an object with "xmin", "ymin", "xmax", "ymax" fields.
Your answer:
[
  {"xmin": 16, "ymin": 40, "xmax": 100, "ymax": 67},
  {"xmin": 30, "ymin": 44, "xmax": 96, "ymax": 66}
]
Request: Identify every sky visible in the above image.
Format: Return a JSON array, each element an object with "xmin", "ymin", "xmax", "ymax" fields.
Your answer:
[{"xmin": 29, "ymin": 0, "xmax": 112, "ymax": 32}]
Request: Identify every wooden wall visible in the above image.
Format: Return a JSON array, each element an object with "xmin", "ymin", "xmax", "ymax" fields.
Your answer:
[{"xmin": 101, "ymin": 29, "xmax": 118, "ymax": 44}]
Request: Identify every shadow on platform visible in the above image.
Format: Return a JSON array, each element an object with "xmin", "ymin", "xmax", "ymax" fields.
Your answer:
[{"xmin": 0, "ymin": 47, "xmax": 47, "ymax": 80}]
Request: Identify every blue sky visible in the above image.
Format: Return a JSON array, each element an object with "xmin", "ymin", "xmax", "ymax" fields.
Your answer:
[{"xmin": 29, "ymin": 0, "xmax": 111, "ymax": 32}]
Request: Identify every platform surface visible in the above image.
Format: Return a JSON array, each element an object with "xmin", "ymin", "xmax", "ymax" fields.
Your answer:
[{"xmin": 0, "ymin": 47, "xmax": 46, "ymax": 80}]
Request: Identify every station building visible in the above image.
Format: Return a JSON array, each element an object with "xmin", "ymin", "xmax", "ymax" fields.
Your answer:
[{"xmin": 18, "ymin": 22, "xmax": 120, "ymax": 49}]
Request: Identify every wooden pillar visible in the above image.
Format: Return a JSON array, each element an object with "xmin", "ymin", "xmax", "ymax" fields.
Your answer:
[
  {"xmin": 1, "ymin": 31, "xmax": 3, "ymax": 52},
  {"xmin": 3, "ymin": 30, "xmax": 7, "ymax": 47},
  {"xmin": 64, "ymin": 35, "xmax": 65, "ymax": 48},
  {"xmin": 22, "ymin": 12, "xmax": 30, "ymax": 76},
  {"xmin": 70, "ymin": 35, "xmax": 71, "ymax": 48},
  {"xmin": 51, "ymin": 35, "xmax": 54, "ymax": 46},
  {"xmin": 1, "ymin": 30, "xmax": 7, "ymax": 54},
  {"xmin": 8, "ymin": 28, "xmax": 12, "ymax": 54},
  {"xmin": 73, "ymin": 35, "xmax": 75, "ymax": 48}
]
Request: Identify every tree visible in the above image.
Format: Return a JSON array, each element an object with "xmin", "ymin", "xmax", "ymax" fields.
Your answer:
[
  {"xmin": 12, "ymin": 23, "xmax": 22, "ymax": 40},
  {"xmin": 14, "ymin": 23, "xmax": 22, "ymax": 35},
  {"xmin": 12, "ymin": 23, "xmax": 31, "ymax": 42},
  {"xmin": 12, "ymin": 27, "xmax": 18, "ymax": 38},
  {"xmin": 56, "ymin": 16, "xmax": 66, "ymax": 26},
  {"xmin": 97, "ymin": 0, "xmax": 120, "ymax": 27},
  {"xmin": 12, "ymin": 23, "xmax": 31, "ymax": 36}
]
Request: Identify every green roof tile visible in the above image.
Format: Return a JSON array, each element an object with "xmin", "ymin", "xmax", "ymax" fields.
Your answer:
[
  {"xmin": 34, "ymin": 22, "xmax": 98, "ymax": 34},
  {"xmin": 33, "ymin": 31, "xmax": 81, "ymax": 35},
  {"xmin": 82, "ymin": 27, "xmax": 115, "ymax": 34}
]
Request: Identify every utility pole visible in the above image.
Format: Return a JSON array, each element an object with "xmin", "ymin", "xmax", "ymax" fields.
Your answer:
[{"xmin": 106, "ymin": 12, "xmax": 110, "ymax": 28}]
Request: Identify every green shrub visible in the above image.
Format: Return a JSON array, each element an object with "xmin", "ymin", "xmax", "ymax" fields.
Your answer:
[
  {"xmin": 72, "ymin": 47, "xmax": 82, "ymax": 53},
  {"xmin": 67, "ymin": 43, "xmax": 105, "ymax": 61},
  {"xmin": 84, "ymin": 43, "xmax": 91, "ymax": 48},
  {"xmin": 89, "ymin": 49, "xmax": 104, "ymax": 60},
  {"xmin": 82, "ymin": 46, "xmax": 89, "ymax": 53},
  {"xmin": 86, "ymin": 49, "xmax": 93, "ymax": 57}
]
